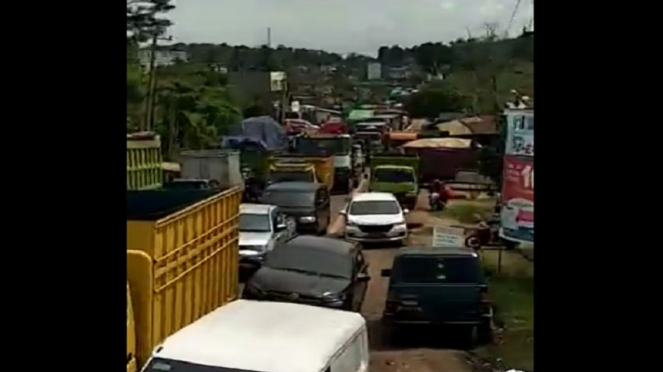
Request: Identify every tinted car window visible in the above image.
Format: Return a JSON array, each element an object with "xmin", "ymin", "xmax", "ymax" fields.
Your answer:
[
  {"xmin": 373, "ymin": 168, "xmax": 414, "ymax": 183},
  {"xmin": 349, "ymin": 200, "xmax": 400, "ymax": 215},
  {"xmin": 263, "ymin": 190, "xmax": 315, "ymax": 208},
  {"xmin": 145, "ymin": 358, "xmax": 259, "ymax": 372},
  {"xmin": 394, "ymin": 256, "xmax": 482, "ymax": 284},
  {"xmin": 265, "ymin": 245, "xmax": 353, "ymax": 279}
]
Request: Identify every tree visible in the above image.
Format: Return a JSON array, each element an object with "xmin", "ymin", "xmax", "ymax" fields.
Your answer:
[
  {"xmin": 126, "ymin": 0, "xmax": 174, "ymax": 43},
  {"xmin": 154, "ymin": 64, "xmax": 241, "ymax": 158},
  {"xmin": 404, "ymin": 84, "xmax": 470, "ymax": 118}
]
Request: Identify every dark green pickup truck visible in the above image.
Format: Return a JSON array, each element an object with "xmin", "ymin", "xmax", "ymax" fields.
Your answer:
[{"xmin": 381, "ymin": 247, "xmax": 493, "ymax": 344}]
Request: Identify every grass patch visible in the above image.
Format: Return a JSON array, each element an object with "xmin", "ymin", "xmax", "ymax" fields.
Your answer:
[
  {"xmin": 477, "ymin": 256, "xmax": 534, "ymax": 372},
  {"xmin": 434, "ymin": 199, "xmax": 495, "ymax": 224}
]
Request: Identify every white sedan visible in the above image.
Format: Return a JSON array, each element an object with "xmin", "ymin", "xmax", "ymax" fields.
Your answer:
[{"xmin": 341, "ymin": 192, "xmax": 408, "ymax": 244}]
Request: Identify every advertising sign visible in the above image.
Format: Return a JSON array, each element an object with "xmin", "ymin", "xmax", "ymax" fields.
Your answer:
[
  {"xmin": 499, "ymin": 155, "xmax": 534, "ymax": 243},
  {"xmin": 504, "ymin": 110, "xmax": 534, "ymax": 157},
  {"xmin": 432, "ymin": 226, "xmax": 466, "ymax": 248}
]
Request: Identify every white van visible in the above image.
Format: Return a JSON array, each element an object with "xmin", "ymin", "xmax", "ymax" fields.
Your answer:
[{"xmin": 141, "ymin": 299, "xmax": 370, "ymax": 372}]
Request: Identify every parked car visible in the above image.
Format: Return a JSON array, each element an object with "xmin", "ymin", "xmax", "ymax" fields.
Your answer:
[
  {"xmin": 261, "ymin": 182, "xmax": 331, "ymax": 235},
  {"xmin": 341, "ymin": 192, "xmax": 408, "ymax": 244},
  {"xmin": 238, "ymin": 204, "xmax": 296, "ymax": 277},
  {"xmin": 381, "ymin": 247, "xmax": 493, "ymax": 345},
  {"xmin": 243, "ymin": 235, "xmax": 371, "ymax": 312},
  {"xmin": 140, "ymin": 299, "xmax": 370, "ymax": 372},
  {"xmin": 162, "ymin": 178, "xmax": 220, "ymax": 190}
]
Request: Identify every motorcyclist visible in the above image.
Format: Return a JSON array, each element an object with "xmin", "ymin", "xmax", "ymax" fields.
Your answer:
[{"xmin": 429, "ymin": 179, "xmax": 450, "ymax": 205}]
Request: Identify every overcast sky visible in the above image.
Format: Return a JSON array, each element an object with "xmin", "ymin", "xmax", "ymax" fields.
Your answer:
[{"xmin": 168, "ymin": 0, "xmax": 533, "ymax": 56}]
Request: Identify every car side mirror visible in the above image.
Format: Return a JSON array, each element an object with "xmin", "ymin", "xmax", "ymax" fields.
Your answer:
[
  {"xmin": 403, "ymin": 209, "xmax": 409, "ymax": 214},
  {"xmin": 339, "ymin": 210, "xmax": 347, "ymax": 216},
  {"xmin": 381, "ymin": 268, "xmax": 391, "ymax": 277}
]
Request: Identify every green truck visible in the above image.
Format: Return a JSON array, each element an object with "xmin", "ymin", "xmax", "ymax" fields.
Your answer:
[{"xmin": 367, "ymin": 153, "xmax": 419, "ymax": 209}]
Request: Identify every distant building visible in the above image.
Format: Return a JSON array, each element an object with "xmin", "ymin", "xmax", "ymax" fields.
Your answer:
[
  {"xmin": 138, "ymin": 50, "xmax": 189, "ymax": 70},
  {"xmin": 227, "ymin": 71, "xmax": 288, "ymax": 105},
  {"xmin": 367, "ymin": 62, "xmax": 382, "ymax": 80},
  {"xmin": 385, "ymin": 66, "xmax": 412, "ymax": 80}
]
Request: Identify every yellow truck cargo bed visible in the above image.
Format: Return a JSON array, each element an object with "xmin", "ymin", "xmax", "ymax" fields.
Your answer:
[
  {"xmin": 126, "ymin": 186, "xmax": 242, "ymax": 368},
  {"xmin": 127, "ymin": 132, "xmax": 163, "ymax": 190},
  {"xmin": 268, "ymin": 154, "xmax": 334, "ymax": 190}
]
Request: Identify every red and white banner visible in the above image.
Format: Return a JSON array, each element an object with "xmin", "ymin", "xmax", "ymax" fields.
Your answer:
[{"xmin": 500, "ymin": 155, "xmax": 534, "ymax": 243}]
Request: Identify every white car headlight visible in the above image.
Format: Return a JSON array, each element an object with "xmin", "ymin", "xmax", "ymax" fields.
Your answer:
[
  {"xmin": 299, "ymin": 216, "xmax": 317, "ymax": 223},
  {"xmin": 393, "ymin": 223, "xmax": 407, "ymax": 231},
  {"xmin": 239, "ymin": 246, "xmax": 267, "ymax": 256}
]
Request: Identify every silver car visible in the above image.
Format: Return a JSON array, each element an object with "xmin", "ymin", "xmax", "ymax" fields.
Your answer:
[{"xmin": 239, "ymin": 204, "xmax": 296, "ymax": 271}]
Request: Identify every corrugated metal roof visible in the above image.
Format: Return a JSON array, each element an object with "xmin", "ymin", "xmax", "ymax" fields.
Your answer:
[
  {"xmin": 434, "ymin": 120, "xmax": 473, "ymax": 136},
  {"xmin": 402, "ymin": 138, "xmax": 473, "ymax": 149},
  {"xmin": 460, "ymin": 115, "xmax": 498, "ymax": 135}
]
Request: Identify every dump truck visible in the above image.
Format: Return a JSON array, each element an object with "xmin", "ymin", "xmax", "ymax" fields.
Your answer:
[
  {"xmin": 127, "ymin": 132, "xmax": 163, "ymax": 190},
  {"xmin": 126, "ymin": 186, "xmax": 242, "ymax": 372},
  {"xmin": 177, "ymin": 150, "xmax": 243, "ymax": 189},
  {"xmin": 368, "ymin": 153, "xmax": 420, "ymax": 209},
  {"xmin": 268, "ymin": 160, "xmax": 318, "ymax": 184},
  {"xmin": 266, "ymin": 154, "xmax": 334, "ymax": 190},
  {"xmin": 292, "ymin": 133, "xmax": 353, "ymax": 193}
]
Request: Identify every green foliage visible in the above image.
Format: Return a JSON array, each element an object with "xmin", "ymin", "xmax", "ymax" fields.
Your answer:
[
  {"xmin": 173, "ymin": 43, "xmax": 345, "ymax": 71},
  {"xmin": 126, "ymin": 0, "xmax": 174, "ymax": 43},
  {"xmin": 404, "ymin": 84, "xmax": 470, "ymax": 118},
  {"xmin": 154, "ymin": 64, "xmax": 241, "ymax": 158}
]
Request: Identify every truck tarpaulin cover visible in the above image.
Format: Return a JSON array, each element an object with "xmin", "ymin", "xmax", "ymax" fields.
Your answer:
[{"xmin": 228, "ymin": 116, "xmax": 287, "ymax": 151}]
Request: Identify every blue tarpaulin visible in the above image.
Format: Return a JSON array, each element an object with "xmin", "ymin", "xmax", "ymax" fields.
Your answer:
[{"xmin": 227, "ymin": 116, "xmax": 287, "ymax": 151}]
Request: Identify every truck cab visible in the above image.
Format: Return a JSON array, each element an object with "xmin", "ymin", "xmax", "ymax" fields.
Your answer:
[
  {"xmin": 368, "ymin": 154, "xmax": 420, "ymax": 210},
  {"xmin": 293, "ymin": 133, "xmax": 353, "ymax": 193}
]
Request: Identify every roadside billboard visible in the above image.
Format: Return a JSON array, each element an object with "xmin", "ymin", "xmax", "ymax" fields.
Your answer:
[
  {"xmin": 504, "ymin": 109, "xmax": 534, "ymax": 157},
  {"xmin": 500, "ymin": 109, "xmax": 534, "ymax": 244}
]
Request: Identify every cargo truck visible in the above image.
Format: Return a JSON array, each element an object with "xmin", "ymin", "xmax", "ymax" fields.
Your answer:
[
  {"xmin": 292, "ymin": 133, "xmax": 353, "ymax": 193},
  {"xmin": 126, "ymin": 186, "xmax": 242, "ymax": 372},
  {"xmin": 127, "ymin": 132, "xmax": 163, "ymax": 190},
  {"xmin": 367, "ymin": 153, "xmax": 420, "ymax": 209},
  {"xmin": 267, "ymin": 154, "xmax": 334, "ymax": 191},
  {"xmin": 176, "ymin": 150, "xmax": 243, "ymax": 189},
  {"xmin": 268, "ymin": 160, "xmax": 318, "ymax": 184}
]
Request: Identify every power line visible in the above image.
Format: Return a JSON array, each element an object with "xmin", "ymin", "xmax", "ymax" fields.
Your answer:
[{"xmin": 506, "ymin": 0, "xmax": 522, "ymax": 35}]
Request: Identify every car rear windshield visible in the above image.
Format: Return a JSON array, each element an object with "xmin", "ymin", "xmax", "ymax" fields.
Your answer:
[
  {"xmin": 373, "ymin": 168, "xmax": 414, "ymax": 183},
  {"xmin": 145, "ymin": 358, "xmax": 258, "ymax": 372},
  {"xmin": 269, "ymin": 171, "xmax": 315, "ymax": 183},
  {"xmin": 394, "ymin": 256, "xmax": 482, "ymax": 284},
  {"xmin": 263, "ymin": 190, "xmax": 315, "ymax": 208},
  {"xmin": 265, "ymin": 245, "xmax": 353, "ymax": 279}
]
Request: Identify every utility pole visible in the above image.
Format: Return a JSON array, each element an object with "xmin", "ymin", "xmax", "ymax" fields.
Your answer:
[
  {"xmin": 142, "ymin": 33, "xmax": 158, "ymax": 131},
  {"xmin": 143, "ymin": 32, "xmax": 172, "ymax": 131},
  {"xmin": 267, "ymin": 27, "xmax": 271, "ymax": 48}
]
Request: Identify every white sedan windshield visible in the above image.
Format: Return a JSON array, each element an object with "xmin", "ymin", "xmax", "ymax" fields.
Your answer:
[
  {"xmin": 239, "ymin": 213, "xmax": 271, "ymax": 232},
  {"xmin": 349, "ymin": 200, "xmax": 400, "ymax": 215}
]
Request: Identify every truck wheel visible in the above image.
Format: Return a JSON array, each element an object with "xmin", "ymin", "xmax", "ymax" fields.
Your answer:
[{"xmin": 477, "ymin": 319, "xmax": 493, "ymax": 344}]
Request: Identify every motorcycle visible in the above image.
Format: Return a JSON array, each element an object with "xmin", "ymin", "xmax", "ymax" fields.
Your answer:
[{"xmin": 429, "ymin": 192, "xmax": 445, "ymax": 211}]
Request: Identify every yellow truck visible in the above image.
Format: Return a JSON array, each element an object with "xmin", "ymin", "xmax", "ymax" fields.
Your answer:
[
  {"xmin": 126, "ymin": 185, "xmax": 242, "ymax": 372},
  {"xmin": 269, "ymin": 154, "xmax": 334, "ymax": 190},
  {"xmin": 127, "ymin": 132, "xmax": 163, "ymax": 190}
]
